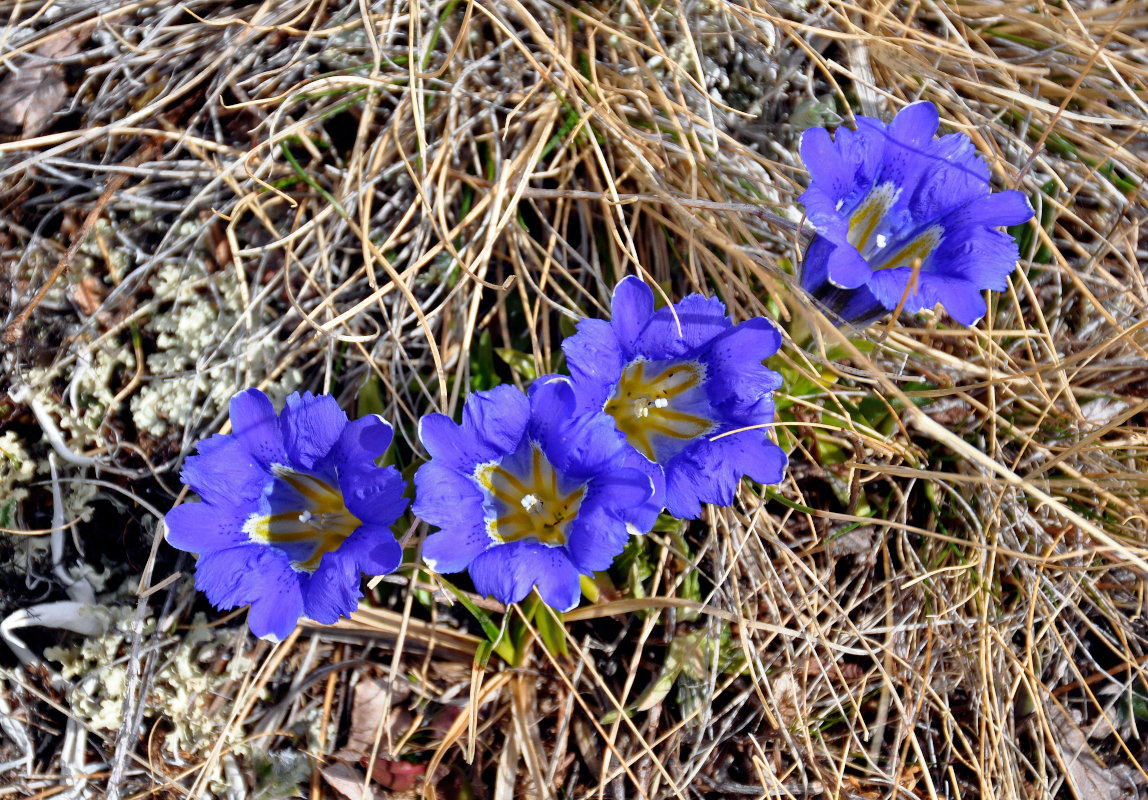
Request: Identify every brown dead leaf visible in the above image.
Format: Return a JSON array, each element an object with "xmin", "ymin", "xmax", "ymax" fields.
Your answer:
[
  {"xmin": 1047, "ymin": 703, "xmax": 1145, "ymax": 799},
  {"xmin": 69, "ymin": 276, "xmax": 105, "ymax": 317},
  {"xmin": 0, "ymin": 29, "xmax": 88, "ymax": 138},
  {"xmin": 320, "ymin": 761, "xmax": 375, "ymax": 800},
  {"xmin": 341, "ymin": 678, "xmax": 413, "ymax": 757}
]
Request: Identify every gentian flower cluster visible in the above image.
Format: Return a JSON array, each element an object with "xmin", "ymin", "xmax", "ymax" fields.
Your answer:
[
  {"xmin": 165, "ymin": 389, "xmax": 407, "ymax": 640},
  {"xmin": 798, "ymin": 101, "xmax": 1034, "ymax": 326},
  {"xmin": 562, "ymin": 277, "xmax": 788, "ymax": 519},
  {"xmin": 166, "ymin": 101, "xmax": 1029, "ymax": 624}
]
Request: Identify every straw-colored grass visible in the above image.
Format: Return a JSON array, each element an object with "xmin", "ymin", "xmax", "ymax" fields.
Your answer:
[{"xmin": 1, "ymin": 0, "xmax": 1146, "ymax": 797}]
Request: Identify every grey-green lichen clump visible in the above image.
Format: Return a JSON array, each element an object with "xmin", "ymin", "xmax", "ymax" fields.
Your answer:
[
  {"xmin": 130, "ymin": 260, "xmax": 302, "ymax": 438},
  {"xmin": 46, "ymin": 606, "xmax": 261, "ymax": 758}
]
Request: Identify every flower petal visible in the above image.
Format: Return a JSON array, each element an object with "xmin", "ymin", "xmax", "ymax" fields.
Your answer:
[
  {"xmin": 418, "ymin": 413, "xmax": 479, "ymax": 469},
  {"xmin": 339, "ymin": 464, "xmax": 408, "ymax": 527},
  {"xmin": 413, "ymin": 463, "xmax": 491, "ymax": 574},
  {"xmin": 229, "ymin": 388, "xmax": 287, "ymax": 468},
  {"xmin": 165, "ymin": 501, "xmax": 250, "ymax": 555},
  {"xmin": 636, "ymin": 295, "xmax": 732, "ymax": 359},
  {"xmin": 194, "ymin": 544, "xmax": 292, "ymax": 611},
  {"xmin": 468, "ymin": 541, "xmax": 581, "ymax": 610},
  {"xmin": 332, "ymin": 414, "xmax": 394, "ymax": 473},
  {"xmin": 609, "ymin": 276, "xmax": 655, "ymax": 356},
  {"xmin": 562, "ymin": 319, "xmax": 625, "ymax": 413},
  {"xmin": 338, "ymin": 524, "xmax": 403, "ymax": 576},
  {"xmin": 526, "ymin": 544, "xmax": 583, "ymax": 612},
  {"xmin": 566, "ymin": 466, "xmax": 656, "ymax": 572},
  {"xmin": 461, "ymin": 384, "xmax": 531, "ymax": 456},
  {"xmin": 245, "ymin": 563, "xmax": 305, "ymax": 641},
  {"xmin": 467, "ymin": 542, "xmax": 532, "ymax": 606},
  {"xmin": 664, "ymin": 431, "xmax": 786, "ymax": 519},
  {"xmin": 281, "ymin": 392, "xmax": 348, "ymax": 471},
  {"xmin": 180, "ymin": 433, "xmax": 269, "ymax": 507},
  {"xmin": 700, "ymin": 318, "xmax": 783, "ymax": 423},
  {"xmin": 299, "ymin": 552, "xmax": 362, "ymax": 625}
]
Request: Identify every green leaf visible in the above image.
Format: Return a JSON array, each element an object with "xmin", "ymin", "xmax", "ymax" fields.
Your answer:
[
  {"xmin": 438, "ymin": 577, "xmax": 515, "ymax": 664},
  {"xmin": 495, "ymin": 348, "xmax": 538, "ymax": 381},
  {"xmin": 534, "ymin": 602, "xmax": 569, "ymax": 659},
  {"xmin": 356, "ymin": 376, "xmax": 387, "ymax": 419},
  {"xmin": 470, "ymin": 329, "xmax": 497, "ymax": 391}
]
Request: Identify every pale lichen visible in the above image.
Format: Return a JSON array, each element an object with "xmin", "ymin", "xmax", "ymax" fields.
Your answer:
[
  {"xmin": 0, "ymin": 432, "xmax": 35, "ymax": 529},
  {"xmin": 46, "ymin": 605, "xmax": 261, "ymax": 759},
  {"xmin": 130, "ymin": 263, "xmax": 301, "ymax": 438}
]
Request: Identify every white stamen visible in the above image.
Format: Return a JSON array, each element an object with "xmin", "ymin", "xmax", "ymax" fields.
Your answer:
[
  {"xmin": 520, "ymin": 493, "xmax": 542, "ymax": 513},
  {"xmin": 653, "ymin": 397, "xmax": 669, "ymax": 409},
  {"xmin": 298, "ymin": 510, "xmax": 313, "ymax": 524},
  {"xmin": 876, "ymin": 233, "xmax": 888, "ymax": 249}
]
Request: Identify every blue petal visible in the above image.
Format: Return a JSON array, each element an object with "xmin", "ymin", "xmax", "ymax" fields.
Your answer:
[
  {"xmin": 165, "ymin": 501, "xmax": 250, "ymax": 555},
  {"xmin": 194, "ymin": 544, "xmax": 293, "ymax": 611},
  {"xmin": 802, "ymin": 236, "xmax": 888, "ymax": 326},
  {"xmin": 281, "ymin": 392, "xmax": 348, "ymax": 471},
  {"xmin": 805, "ymin": 123, "xmax": 886, "ymax": 217},
  {"xmin": 826, "ymin": 247, "xmax": 874, "ymax": 291},
  {"xmin": 180, "ymin": 433, "xmax": 269, "ymax": 507},
  {"xmin": 412, "ymin": 463, "xmax": 490, "ymax": 574},
  {"xmin": 246, "ymin": 562, "xmax": 305, "ymax": 641},
  {"xmin": 619, "ymin": 446, "xmax": 665, "ymax": 523},
  {"xmin": 609, "ymin": 276, "xmax": 655, "ymax": 356},
  {"xmin": 339, "ymin": 464, "xmax": 408, "ymax": 527},
  {"xmin": 527, "ymin": 376, "xmax": 578, "ymax": 441},
  {"xmin": 664, "ymin": 431, "xmax": 786, "ymax": 519},
  {"xmin": 338, "ymin": 524, "xmax": 403, "ymax": 576},
  {"xmin": 467, "ymin": 542, "xmax": 532, "ymax": 606},
  {"xmin": 566, "ymin": 466, "xmax": 655, "ymax": 572},
  {"xmin": 869, "ymin": 101, "xmax": 939, "ymax": 192},
  {"xmin": 229, "ymin": 388, "xmax": 287, "ymax": 468},
  {"xmin": 468, "ymin": 541, "xmax": 581, "ymax": 610},
  {"xmin": 461, "ymin": 384, "xmax": 531, "ymax": 456},
  {"xmin": 636, "ymin": 294, "xmax": 732, "ymax": 360},
  {"xmin": 932, "ymin": 280, "xmax": 988, "ymax": 326},
  {"xmin": 799, "ymin": 185, "xmax": 851, "ymax": 247},
  {"xmin": 418, "ymin": 414, "xmax": 478, "ymax": 469},
  {"xmin": 799, "ymin": 126, "xmax": 854, "ymax": 203},
  {"xmin": 299, "ymin": 551, "xmax": 362, "ymax": 625},
  {"xmin": 539, "ymin": 408, "xmax": 628, "ymax": 483},
  {"xmin": 529, "ymin": 376, "xmax": 622, "ymax": 477},
  {"xmin": 700, "ymin": 318, "xmax": 783, "ymax": 423},
  {"xmin": 332, "ymin": 414, "xmax": 394, "ymax": 473},
  {"xmin": 940, "ymin": 189, "xmax": 1034, "ymax": 230},
  {"xmin": 799, "ymin": 233, "xmax": 833, "ymax": 296},
  {"xmin": 562, "ymin": 318, "xmax": 625, "ymax": 413},
  {"xmin": 526, "ymin": 544, "xmax": 582, "ymax": 612},
  {"xmin": 869, "ymin": 270, "xmax": 989, "ymax": 326},
  {"xmin": 906, "ymin": 132, "xmax": 992, "ymax": 221}
]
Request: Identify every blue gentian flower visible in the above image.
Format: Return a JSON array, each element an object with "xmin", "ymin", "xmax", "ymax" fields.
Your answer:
[
  {"xmin": 798, "ymin": 101, "xmax": 1034, "ymax": 326},
  {"xmin": 165, "ymin": 389, "xmax": 408, "ymax": 640},
  {"xmin": 412, "ymin": 378, "xmax": 661, "ymax": 611},
  {"xmin": 562, "ymin": 277, "xmax": 787, "ymax": 520}
]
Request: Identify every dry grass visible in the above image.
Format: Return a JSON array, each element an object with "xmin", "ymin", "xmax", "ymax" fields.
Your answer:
[{"xmin": 1, "ymin": 0, "xmax": 1147, "ymax": 798}]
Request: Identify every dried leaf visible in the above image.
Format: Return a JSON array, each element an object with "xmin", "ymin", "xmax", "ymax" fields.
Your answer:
[
  {"xmin": 0, "ymin": 31, "xmax": 86, "ymax": 138},
  {"xmin": 320, "ymin": 762, "xmax": 374, "ymax": 800},
  {"xmin": 69, "ymin": 276, "xmax": 105, "ymax": 317},
  {"xmin": 1048, "ymin": 704, "xmax": 1144, "ymax": 799}
]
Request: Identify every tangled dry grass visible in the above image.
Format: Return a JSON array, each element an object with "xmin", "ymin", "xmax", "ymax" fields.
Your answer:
[{"xmin": 1, "ymin": 0, "xmax": 1147, "ymax": 797}]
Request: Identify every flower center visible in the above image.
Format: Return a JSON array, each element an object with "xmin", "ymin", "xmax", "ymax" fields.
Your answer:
[
  {"xmin": 244, "ymin": 467, "xmax": 361, "ymax": 573},
  {"xmin": 848, "ymin": 182, "xmax": 944, "ymax": 272},
  {"xmin": 603, "ymin": 359, "xmax": 715, "ymax": 462},
  {"xmin": 475, "ymin": 444, "xmax": 585, "ymax": 546}
]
